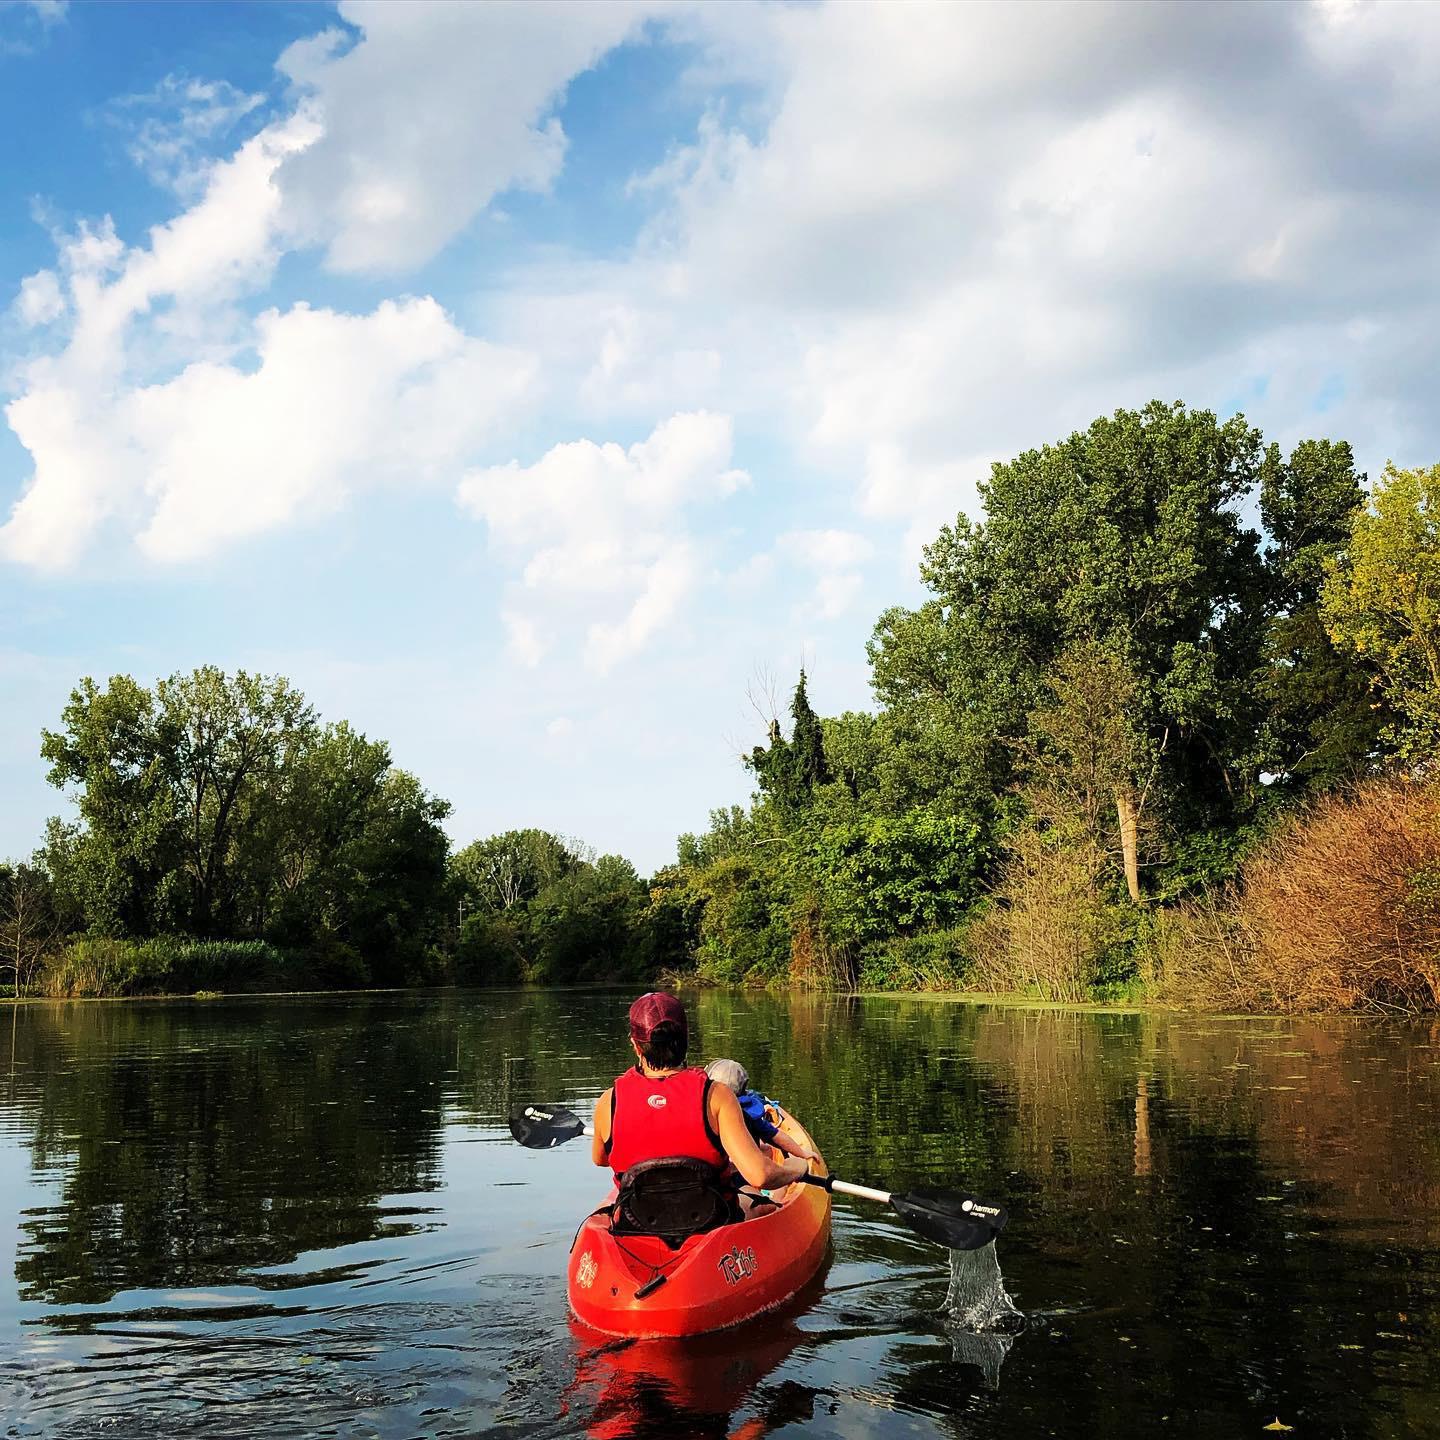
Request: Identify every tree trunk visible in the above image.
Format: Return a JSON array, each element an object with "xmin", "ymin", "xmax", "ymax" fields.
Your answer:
[{"xmin": 1115, "ymin": 789, "xmax": 1141, "ymax": 903}]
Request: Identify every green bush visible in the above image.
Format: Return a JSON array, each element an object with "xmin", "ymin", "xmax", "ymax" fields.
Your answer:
[
  {"xmin": 801, "ymin": 809, "xmax": 991, "ymax": 948},
  {"xmin": 455, "ymin": 914, "xmax": 526, "ymax": 986},
  {"xmin": 688, "ymin": 853, "xmax": 792, "ymax": 984},
  {"xmin": 858, "ymin": 924, "xmax": 975, "ymax": 990}
]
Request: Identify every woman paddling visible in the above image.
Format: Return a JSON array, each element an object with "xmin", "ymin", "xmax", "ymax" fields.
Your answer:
[{"xmin": 590, "ymin": 992, "xmax": 811, "ymax": 1199}]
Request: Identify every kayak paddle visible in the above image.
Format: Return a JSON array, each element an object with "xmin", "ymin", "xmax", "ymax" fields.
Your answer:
[
  {"xmin": 508, "ymin": 1101, "xmax": 1008, "ymax": 1251},
  {"xmin": 797, "ymin": 1173, "xmax": 1006, "ymax": 1252},
  {"xmin": 509, "ymin": 1102, "xmax": 591, "ymax": 1148}
]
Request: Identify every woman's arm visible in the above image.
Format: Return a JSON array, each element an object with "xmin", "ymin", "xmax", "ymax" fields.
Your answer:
[
  {"xmin": 712, "ymin": 1084, "xmax": 809, "ymax": 1190},
  {"xmin": 590, "ymin": 1089, "xmax": 612, "ymax": 1168}
]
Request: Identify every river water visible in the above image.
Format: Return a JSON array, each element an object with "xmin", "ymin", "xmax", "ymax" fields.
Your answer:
[{"xmin": 1, "ymin": 989, "xmax": 1438, "ymax": 1438}]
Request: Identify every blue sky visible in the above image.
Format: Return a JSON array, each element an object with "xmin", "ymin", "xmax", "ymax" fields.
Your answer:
[{"xmin": 3, "ymin": 0, "xmax": 1439, "ymax": 872}]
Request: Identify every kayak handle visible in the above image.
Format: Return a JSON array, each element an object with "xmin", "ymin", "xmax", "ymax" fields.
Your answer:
[{"xmin": 798, "ymin": 1172, "xmax": 892, "ymax": 1205}]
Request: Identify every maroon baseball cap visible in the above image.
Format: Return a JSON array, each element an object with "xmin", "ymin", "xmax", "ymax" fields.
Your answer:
[{"xmin": 628, "ymin": 991, "xmax": 687, "ymax": 1044}]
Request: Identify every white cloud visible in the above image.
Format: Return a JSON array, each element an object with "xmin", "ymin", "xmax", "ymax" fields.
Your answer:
[
  {"xmin": 108, "ymin": 74, "xmax": 266, "ymax": 194},
  {"xmin": 4, "ymin": 297, "xmax": 533, "ymax": 568},
  {"xmin": 497, "ymin": 1, "xmax": 1440, "ymax": 548},
  {"xmin": 0, "ymin": 0, "xmax": 67, "ymax": 55},
  {"xmin": 13, "ymin": 270, "xmax": 63, "ymax": 327},
  {"xmin": 778, "ymin": 528, "xmax": 872, "ymax": 572},
  {"xmin": 273, "ymin": 0, "xmax": 659, "ymax": 273},
  {"xmin": 503, "ymin": 609, "xmax": 548, "ymax": 669},
  {"xmin": 458, "ymin": 411, "xmax": 747, "ymax": 671},
  {"xmin": 0, "ymin": 101, "xmax": 538, "ymax": 569}
]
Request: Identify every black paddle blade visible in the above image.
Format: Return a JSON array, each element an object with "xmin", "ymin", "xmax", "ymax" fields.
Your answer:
[
  {"xmin": 509, "ymin": 1102, "xmax": 585, "ymax": 1149},
  {"xmin": 891, "ymin": 1189, "xmax": 1009, "ymax": 1251}
]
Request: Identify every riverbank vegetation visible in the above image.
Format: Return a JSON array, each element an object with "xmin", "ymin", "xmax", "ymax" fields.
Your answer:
[
  {"xmin": 651, "ymin": 408, "xmax": 1440, "ymax": 1013},
  {"xmin": 3, "ymin": 402, "xmax": 1437, "ymax": 1011}
]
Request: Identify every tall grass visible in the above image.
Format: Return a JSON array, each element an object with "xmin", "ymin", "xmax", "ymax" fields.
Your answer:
[
  {"xmin": 968, "ymin": 830, "xmax": 1128, "ymax": 1003},
  {"xmin": 42, "ymin": 937, "xmax": 292, "ymax": 998}
]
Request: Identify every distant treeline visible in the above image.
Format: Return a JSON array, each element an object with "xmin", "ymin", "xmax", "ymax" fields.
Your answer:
[
  {"xmin": 3, "ymin": 399, "xmax": 1438, "ymax": 1010},
  {"xmin": 0, "ymin": 670, "xmax": 689, "ymax": 998}
]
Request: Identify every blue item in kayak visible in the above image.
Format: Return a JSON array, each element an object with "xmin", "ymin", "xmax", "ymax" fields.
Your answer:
[{"xmin": 738, "ymin": 1089, "xmax": 780, "ymax": 1144}]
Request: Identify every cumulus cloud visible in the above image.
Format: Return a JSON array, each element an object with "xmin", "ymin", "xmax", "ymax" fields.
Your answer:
[
  {"xmin": 0, "ymin": 104, "xmax": 536, "ymax": 569},
  {"xmin": 13, "ymin": 270, "xmax": 63, "ymax": 328},
  {"xmin": 457, "ymin": 411, "xmax": 748, "ymax": 671},
  {"xmin": 3, "ymin": 3, "xmax": 700, "ymax": 572},
  {"xmin": 273, "ymin": 0, "xmax": 658, "ymax": 273},
  {"xmin": 8, "ymin": 0, "xmax": 1440, "ymax": 621},
  {"xmin": 508, "ymin": 1, "xmax": 1440, "ymax": 543},
  {"xmin": 5, "ymin": 296, "xmax": 532, "ymax": 568}
]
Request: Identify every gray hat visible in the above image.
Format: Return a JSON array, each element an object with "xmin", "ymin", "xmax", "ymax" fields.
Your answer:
[{"xmin": 705, "ymin": 1058, "xmax": 749, "ymax": 1093}]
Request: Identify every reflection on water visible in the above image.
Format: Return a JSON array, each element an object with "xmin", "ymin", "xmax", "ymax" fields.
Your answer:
[{"xmin": 1, "ymin": 990, "xmax": 1439, "ymax": 1437}]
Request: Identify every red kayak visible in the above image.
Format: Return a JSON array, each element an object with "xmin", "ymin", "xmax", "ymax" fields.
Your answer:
[{"xmin": 567, "ymin": 1109, "xmax": 831, "ymax": 1338}]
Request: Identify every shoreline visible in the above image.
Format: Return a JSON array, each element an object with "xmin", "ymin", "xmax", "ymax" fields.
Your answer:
[{"xmin": 5, "ymin": 980, "xmax": 1414, "ymax": 1022}]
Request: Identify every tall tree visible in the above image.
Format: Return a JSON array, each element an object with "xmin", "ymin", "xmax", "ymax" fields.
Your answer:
[
  {"xmin": 450, "ymin": 830, "xmax": 579, "ymax": 914},
  {"xmin": 40, "ymin": 675, "xmax": 178, "ymax": 936},
  {"xmin": 1256, "ymin": 439, "xmax": 1382, "ymax": 790},
  {"xmin": 39, "ymin": 669, "xmax": 451, "ymax": 976},
  {"xmin": 1323, "ymin": 461, "xmax": 1440, "ymax": 764},
  {"xmin": 1023, "ymin": 641, "xmax": 1151, "ymax": 896},
  {"xmin": 155, "ymin": 668, "xmax": 315, "ymax": 936},
  {"xmin": 872, "ymin": 401, "xmax": 1271, "ymax": 899},
  {"xmin": 747, "ymin": 670, "xmax": 833, "ymax": 820},
  {"xmin": 43, "ymin": 668, "xmax": 316, "ymax": 937},
  {"xmin": 0, "ymin": 863, "xmax": 60, "ymax": 997}
]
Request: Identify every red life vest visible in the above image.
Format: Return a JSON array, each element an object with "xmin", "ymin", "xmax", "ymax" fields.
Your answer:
[{"xmin": 606, "ymin": 1066, "xmax": 727, "ymax": 1180}]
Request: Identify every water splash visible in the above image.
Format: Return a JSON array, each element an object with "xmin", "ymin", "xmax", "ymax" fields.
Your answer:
[{"xmin": 942, "ymin": 1241, "xmax": 1023, "ymax": 1334}]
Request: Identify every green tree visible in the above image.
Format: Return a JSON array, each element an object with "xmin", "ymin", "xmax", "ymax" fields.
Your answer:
[
  {"xmin": 154, "ymin": 668, "xmax": 315, "ymax": 935},
  {"xmin": 872, "ymin": 401, "xmax": 1272, "ymax": 899},
  {"xmin": 322, "ymin": 767, "xmax": 451, "ymax": 985},
  {"xmin": 747, "ymin": 671, "xmax": 832, "ymax": 821},
  {"xmin": 39, "ymin": 675, "xmax": 177, "ymax": 936},
  {"xmin": 1022, "ymin": 641, "xmax": 1151, "ymax": 887},
  {"xmin": 676, "ymin": 806, "xmax": 752, "ymax": 868},
  {"xmin": 1323, "ymin": 462, "xmax": 1440, "ymax": 764},
  {"xmin": 798, "ymin": 808, "xmax": 990, "ymax": 949},
  {"xmin": 37, "ymin": 669, "xmax": 451, "ymax": 986},
  {"xmin": 41, "ymin": 668, "xmax": 316, "ymax": 937},
  {"xmin": 1257, "ymin": 439, "xmax": 1382, "ymax": 790},
  {"xmin": 450, "ymin": 829, "xmax": 578, "ymax": 914}
]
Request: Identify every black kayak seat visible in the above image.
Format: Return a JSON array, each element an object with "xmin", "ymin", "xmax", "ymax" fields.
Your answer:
[{"xmin": 612, "ymin": 1157, "xmax": 740, "ymax": 1248}]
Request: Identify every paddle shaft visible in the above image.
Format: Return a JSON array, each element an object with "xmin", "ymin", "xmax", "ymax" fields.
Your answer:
[
  {"xmin": 799, "ymin": 1172, "xmax": 889, "ymax": 1202},
  {"xmin": 827, "ymin": 1177, "xmax": 891, "ymax": 1204}
]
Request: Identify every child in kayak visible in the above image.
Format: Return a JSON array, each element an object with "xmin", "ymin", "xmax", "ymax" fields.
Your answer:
[{"xmin": 706, "ymin": 1058, "xmax": 819, "ymax": 1163}]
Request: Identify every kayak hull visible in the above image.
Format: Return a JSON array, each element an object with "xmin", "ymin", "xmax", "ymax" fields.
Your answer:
[{"xmin": 567, "ymin": 1110, "xmax": 831, "ymax": 1338}]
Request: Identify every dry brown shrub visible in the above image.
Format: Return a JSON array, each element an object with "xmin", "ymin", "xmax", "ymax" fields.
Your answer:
[
  {"xmin": 1158, "ymin": 778, "xmax": 1440, "ymax": 1012},
  {"xmin": 1237, "ymin": 777, "xmax": 1440, "ymax": 1012}
]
